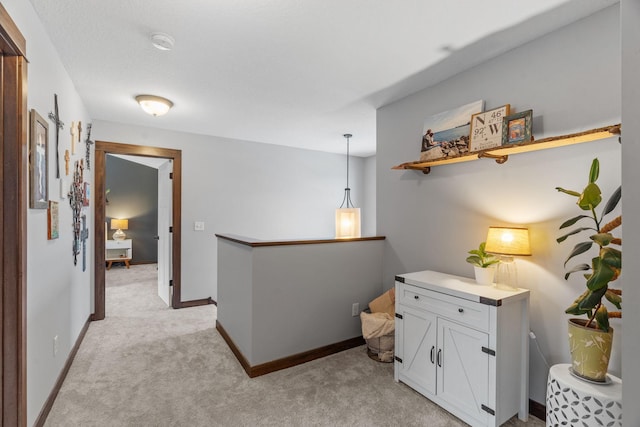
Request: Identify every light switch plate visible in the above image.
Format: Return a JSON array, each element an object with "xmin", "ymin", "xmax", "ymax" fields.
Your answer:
[{"xmin": 194, "ymin": 221, "xmax": 205, "ymax": 231}]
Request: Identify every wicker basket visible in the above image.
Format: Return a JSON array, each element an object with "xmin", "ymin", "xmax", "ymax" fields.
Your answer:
[{"xmin": 365, "ymin": 333, "xmax": 394, "ymax": 363}]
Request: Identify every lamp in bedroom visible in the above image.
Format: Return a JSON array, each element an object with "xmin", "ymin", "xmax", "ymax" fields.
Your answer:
[
  {"xmin": 335, "ymin": 133, "xmax": 361, "ymax": 239},
  {"xmin": 485, "ymin": 226, "xmax": 531, "ymax": 290},
  {"xmin": 110, "ymin": 218, "xmax": 129, "ymax": 241}
]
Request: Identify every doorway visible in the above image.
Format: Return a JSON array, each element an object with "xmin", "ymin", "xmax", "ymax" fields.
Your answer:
[
  {"xmin": 0, "ymin": 4, "xmax": 28, "ymax": 424},
  {"xmin": 106, "ymin": 153, "xmax": 173, "ymax": 306},
  {"xmin": 94, "ymin": 141, "xmax": 183, "ymax": 320}
]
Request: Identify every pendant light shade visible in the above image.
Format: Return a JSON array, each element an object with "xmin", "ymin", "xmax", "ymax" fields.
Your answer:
[{"xmin": 335, "ymin": 134, "xmax": 361, "ymax": 239}]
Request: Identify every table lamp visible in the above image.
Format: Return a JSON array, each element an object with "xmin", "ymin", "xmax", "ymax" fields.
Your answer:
[
  {"xmin": 110, "ymin": 218, "xmax": 129, "ymax": 241},
  {"xmin": 484, "ymin": 226, "xmax": 531, "ymax": 290}
]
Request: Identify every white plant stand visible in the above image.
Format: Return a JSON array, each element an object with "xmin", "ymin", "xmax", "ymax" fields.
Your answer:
[{"xmin": 546, "ymin": 363, "xmax": 622, "ymax": 427}]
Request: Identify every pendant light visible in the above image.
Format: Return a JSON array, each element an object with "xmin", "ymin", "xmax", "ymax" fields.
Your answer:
[{"xmin": 335, "ymin": 133, "xmax": 361, "ymax": 238}]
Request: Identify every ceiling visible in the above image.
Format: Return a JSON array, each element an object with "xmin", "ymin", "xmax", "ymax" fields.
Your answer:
[{"xmin": 29, "ymin": 0, "xmax": 616, "ymax": 157}]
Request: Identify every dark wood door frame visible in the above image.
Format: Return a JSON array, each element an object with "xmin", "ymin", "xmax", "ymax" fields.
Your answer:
[
  {"xmin": 94, "ymin": 141, "xmax": 183, "ymax": 320},
  {"xmin": 1, "ymin": 4, "xmax": 28, "ymax": 426}
]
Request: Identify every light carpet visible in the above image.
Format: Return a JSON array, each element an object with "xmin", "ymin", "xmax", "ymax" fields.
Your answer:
[{"xmin": 44, "ymin": 264, "xmax": 543, "ymax": 426}]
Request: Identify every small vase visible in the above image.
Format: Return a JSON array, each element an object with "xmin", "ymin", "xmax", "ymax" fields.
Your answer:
[
  {"xmin": 473, "ymin": 266, "xmax": 495, "ymax": 286},
  {"xmin": 568, "ymin": 318, "xmax": 613, "ymax": 382}
]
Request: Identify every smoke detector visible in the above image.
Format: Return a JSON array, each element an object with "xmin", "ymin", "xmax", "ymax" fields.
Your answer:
[{"xmin": 151, "ymin": 32, "xmax": 175, "ymax": 51}]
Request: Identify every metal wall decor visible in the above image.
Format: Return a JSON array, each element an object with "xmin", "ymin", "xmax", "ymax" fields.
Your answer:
[
  {"xmin": 85, "ymin": 123, "xmax": 94, "ymax": 170},
  {"xmin": 81, "ymin": 215, "xmax": 88, "ymax": 271},
  {"xmin": 68, "ymin": 159, "xmax": 85, "ymax": 265},
  {"xmin": 48, "ymin": 94, "xmax": 65, "ymax": 179}
]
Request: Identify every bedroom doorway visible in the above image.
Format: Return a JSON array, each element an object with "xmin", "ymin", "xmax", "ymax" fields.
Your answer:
[
  {"xmin": 94, "ymin": 141, "xmax": 183, "ymax": 320},
  {"xmin": 105, "ymin": 154, "xmax": 173, "ymax": 306}
]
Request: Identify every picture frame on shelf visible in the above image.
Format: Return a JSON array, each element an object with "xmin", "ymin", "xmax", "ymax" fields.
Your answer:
[
  {"xmin": 29, "ymin": 109, "xmax": 49, "ymax": 209},
  {"xmin": 502, "ymin": 110, "xmax": 533, "ymax": 145},
  {"xmin": 419, "ymin": 100, "xmax": 484, "ymax": 162},
  {"xmin": 469, "ymin": 104, "xmax": 510, "ymax": 152}
]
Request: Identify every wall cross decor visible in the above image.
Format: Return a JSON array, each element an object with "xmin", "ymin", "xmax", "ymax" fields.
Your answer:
[
  {"xmin": 68, "ymin": 159, "xmax": 84, "ymax": 265},
  {"xmin": 85, "ymin": 123, "xmax": 93, "ymax": 170},
  {"xmin": 48, "ymin": 94, "xmax": 65, "ymax": 179},
  {"xmin": 70, "ymin": 121, "xmax": 78, "ymax": 154},
  {"xmin": 81, "ymin": 215, "xmax": 88, "ymax": 272}
]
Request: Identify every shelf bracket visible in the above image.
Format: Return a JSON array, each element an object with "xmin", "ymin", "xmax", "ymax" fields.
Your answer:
[{"xmin": 477, "ymin": 152, "xmax": 508, "ymax": 164}]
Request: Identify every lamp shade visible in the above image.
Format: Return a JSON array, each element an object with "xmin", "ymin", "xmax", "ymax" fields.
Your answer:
[
  {"xmin": 135, "ymin": 95, "xmax": 173, "ymax": 116},
  {"xmin": 335, "ymin": 208, "xmax": 361, "ymax": 239},
  {"xmin": 110, "ymin": 219, "xmax": 128, "ymax": 231},
  {"xmin": 485, "ymin": 226, "xmax": 531, "ymax": 256}
]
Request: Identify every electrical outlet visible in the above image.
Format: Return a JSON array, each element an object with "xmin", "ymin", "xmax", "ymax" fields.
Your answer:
[
  {"xmin": 194, "ymin": 221, "xmax": 205, "ymax": 231},
  {"xmin": 53, "ymin": 335, "xmax": 59, "ymax": 356},
  {"xmin": 352, "ymin": 302, "xmax": 360, "ymax": 317}
]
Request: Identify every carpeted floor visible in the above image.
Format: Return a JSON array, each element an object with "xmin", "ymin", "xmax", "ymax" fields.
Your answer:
[{"xmin": 44, "ymin": 264, "xmax": 544, "ymax": 426}]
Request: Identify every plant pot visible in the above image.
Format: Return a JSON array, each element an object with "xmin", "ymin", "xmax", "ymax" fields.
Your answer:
[
  {"xmin": 568, "ymin": 318, "xmax": 613, "ymax": 382},
  {"xmin": 473, "ymin": 266, "xmax": 495, "ymax": 286}
]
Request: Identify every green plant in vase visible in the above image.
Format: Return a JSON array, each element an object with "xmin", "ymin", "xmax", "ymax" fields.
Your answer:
[
  {"xmin": 556, "ymin": 157, "xmax": 621, "ymax": 382},
  {"xmin": 466, "ymin": 242, "xmax": 499, "ymax": 285}
]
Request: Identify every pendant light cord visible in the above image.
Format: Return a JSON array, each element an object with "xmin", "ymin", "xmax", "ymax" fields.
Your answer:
[{"xmin": 340, "ymin": 134, "xmax": 354, "ymax": 209}]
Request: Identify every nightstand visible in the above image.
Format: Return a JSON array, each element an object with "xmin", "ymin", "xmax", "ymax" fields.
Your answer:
[{"xmin": 106, "ymin": 239, "xmax": 132, "ymax": 269}]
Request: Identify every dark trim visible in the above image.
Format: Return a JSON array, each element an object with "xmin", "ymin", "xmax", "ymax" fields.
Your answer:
[
  {"xmin": 216, "ymin": 321, "xmax": 252, "ymax": 374},
  {"xmin": 1, "ymin": 12, "xmax": 28, "ymax": 424},
  {"xmin": 395, "ymin": 276, "xmax": 405, "ymax": 283},
  {"xmin": 481, "ymin": 346, "xmax": 496, "ymax": 356},
  {"xmin": 0, "ymin": 3, "xmax": 26, "ymax": 56},
  {"xmin": 216, "ymin": 320, "xmax": 365, "ymax": 378},
  {"xmin": 94, "ymin": 142, "xmax": 182, "ymax": 319},
  {"xmin": 128, "ymin": 260, "xmax": 158, "ymax": 266},
  {"xmin": 215, "ymin": 233, "xmax": 385, "ymax": 248},
  {"xmin": 179, "ymin": 297, "xmax": 214, "ymax": 309},
  {"xmin": 479, "ymin": 296, "xmax": 502, "ymax": 306},
  {"xmin": 32, "ymin": 315, "xmax": 92, "ymax": 427},
  {"xmin": 529, "ymin": 399, "xmax": 546, "ymax": 422}
]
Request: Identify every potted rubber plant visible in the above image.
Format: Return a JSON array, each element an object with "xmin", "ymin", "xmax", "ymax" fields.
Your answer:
[
  {"xmin": 466, "ymin": 242, "xmax": 499, "ymax": 285},
  {"xmin": 556, "ymin": 158, "xmax": 621, "ymax": 382}
]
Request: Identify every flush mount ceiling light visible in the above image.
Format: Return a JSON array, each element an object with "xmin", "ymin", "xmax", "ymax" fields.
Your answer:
[
  {"xmin": 135, "ymin": 95, "xmax": 174, "ymax": 117},
  {"xmin": 150, "ymin": 32, "xmax": 175, "ymax": 51}
]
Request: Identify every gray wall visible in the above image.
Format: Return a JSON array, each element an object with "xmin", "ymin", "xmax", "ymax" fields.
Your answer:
[
  {"xmin": 377, "ymin": 6, "xmax": 621, "ymax": 405},
  {"xmin": 6, "ymin": 0, "xmax": 94, "ymax": 424},
  {"xmin": 106, "ymin": 155, "xmax": 159, "ymax": 263},
  {"xmin": 93, "ymin": 121, "xmax": 375, "ymax": 302},
  {"xmin": 621, "ymin": 0, "xmax": 639, "ymax": 424},
  {"xmin": 218, "ymin": 238, "xmax": 384, "ymax": 365}
]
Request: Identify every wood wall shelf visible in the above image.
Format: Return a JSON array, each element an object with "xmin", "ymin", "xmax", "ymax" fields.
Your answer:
[{"xmin": 392, "ymin": 124, "xmax": 621, "ymax": 174}]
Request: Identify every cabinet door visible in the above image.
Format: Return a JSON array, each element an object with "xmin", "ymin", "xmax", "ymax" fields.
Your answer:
[
  {"xmin": 437, "ymin": 318, "xmax": 490, "ymax": 424},
  {"xmin": 398, "ymin": 305, "xmax": 437, "ymax": 395}
]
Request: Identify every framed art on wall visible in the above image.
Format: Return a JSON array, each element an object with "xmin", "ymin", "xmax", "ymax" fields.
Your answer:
[
  {"xmin": 83, "ymin": 182, "xmax": 90, "ymax": 206},
  {"xmin": 419, "ymin": 100, "xmax": 484, "ymax": 162},
  {"xmin": 469, "ymin": 104, "xmax": 510, "ymax": 152},
  {"xmin": 502, "ymin": 110, "xmax": 533, "ymax": 145},
  {"xmin": 48, "ymin": 201, "xmax": 59, "ymax": 239},
  {"xmin": 29, "ymin": 109, "xmax": 49, "ymax": 209}
]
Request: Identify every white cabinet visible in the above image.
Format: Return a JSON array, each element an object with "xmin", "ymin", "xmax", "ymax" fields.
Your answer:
[
  {"xmin": 106, "ymin": 239, "xmax": 132, "ymax": 269},
  {"xmin": 394, "ymin": 270, "xmax": 529, "ymax": 427}
]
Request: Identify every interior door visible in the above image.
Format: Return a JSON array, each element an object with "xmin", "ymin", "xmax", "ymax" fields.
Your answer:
[{"xmin": 157, "ymin": 159, "xmax": 173, "ymax": 306}]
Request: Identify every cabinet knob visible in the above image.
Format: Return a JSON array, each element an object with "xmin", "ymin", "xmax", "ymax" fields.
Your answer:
[
  {"xmin": 414, "ymin": 295, "xmax": 419, "ymax": 300},
  {"xmin": 458, "ymin": 308, "xmax": 464, "ymax": 313}
]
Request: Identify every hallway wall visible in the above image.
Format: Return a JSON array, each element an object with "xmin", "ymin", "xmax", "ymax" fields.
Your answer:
[{"xmin": 3, "ymin": 1, "xmax": 94, "ymax": 424}]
